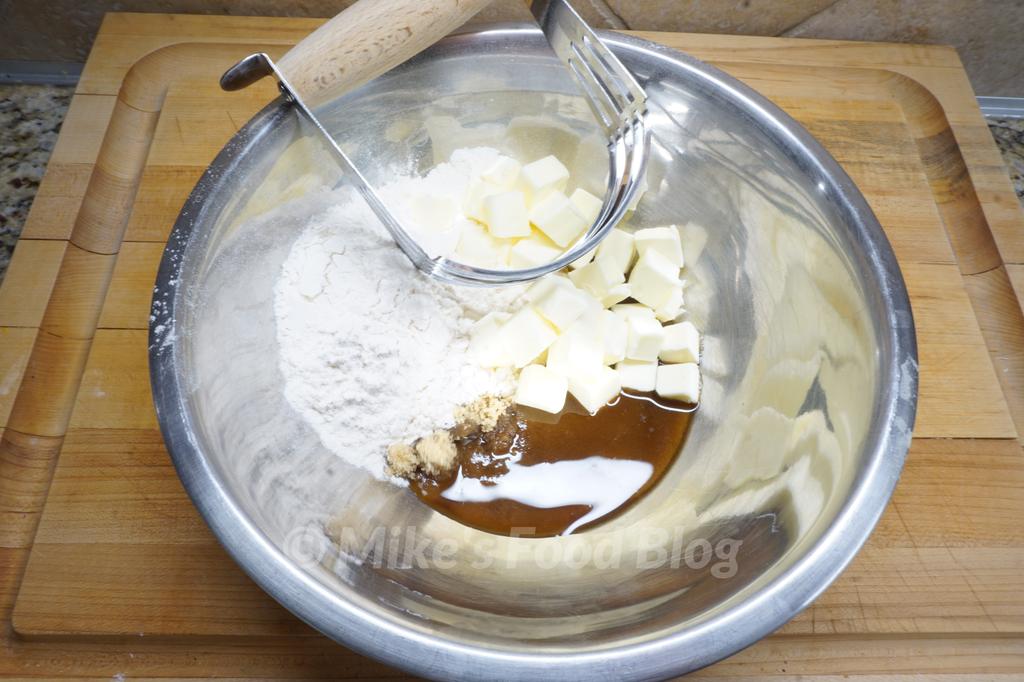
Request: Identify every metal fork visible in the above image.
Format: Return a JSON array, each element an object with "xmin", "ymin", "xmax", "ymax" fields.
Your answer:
[{"xmin": 221, "ymin": 0, "xmax": 649, "ymax": 286}]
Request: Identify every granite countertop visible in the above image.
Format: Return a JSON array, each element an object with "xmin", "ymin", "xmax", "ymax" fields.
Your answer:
[
  {"xmin": 989, "ymin": 118, "xmax": 1024, "ymax": 204},
  {"xmin": 0, "ymin": 85, "xmax": 1022, "ymax": 285},
  {"xmin": 0, "ymin": 84, "xmax": 73, "ymax": 281}
]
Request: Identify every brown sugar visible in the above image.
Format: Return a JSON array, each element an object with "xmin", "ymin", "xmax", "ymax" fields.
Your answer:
[
  {"xmin": 414, "ymin": 430, "xmax": 458, "ymax": 476},
  {"xmin": 387, "ymin": 395, "xmax": 512, "ymax": 480},
  {"xmin": 386, "ymin": 430, "xmax": 459, "ymax": 479},
  {"xmin": 385, "ymin": 441, "xmax": 418, "ymax": 478},
  {"xmin": 454, "ymin": 394, "xmax": 512, "ymax": 434}
]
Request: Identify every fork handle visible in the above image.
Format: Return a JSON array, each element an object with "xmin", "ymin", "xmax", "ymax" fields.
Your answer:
[{"xmin": 277, "ymin": 0, "xmax": 494, "ymax": 108}]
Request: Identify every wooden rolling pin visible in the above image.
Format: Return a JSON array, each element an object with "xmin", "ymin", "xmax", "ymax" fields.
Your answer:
[{"xmin": 222, "ymin": 0, "xmax": 495, "ymax": 108}]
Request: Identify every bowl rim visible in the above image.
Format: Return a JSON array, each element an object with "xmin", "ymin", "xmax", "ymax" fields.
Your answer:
[{"xmin": 150, "ymin": 24, "xmax": 918, "ymax": 681}]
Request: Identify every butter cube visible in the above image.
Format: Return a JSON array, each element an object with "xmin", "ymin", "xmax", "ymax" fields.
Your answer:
[
  {"xmin": 660, "ymin": 321, "xmax": 700, "ymax": 363},
  {"xmin": 634, "ymin": 226, "xmax": 684, "ymax": 268},
  {"xmin": 503, "ymin": 307, "xmax": 558, "ymax": 368},
  {"xmin": 628, "ymin": 249, "xmax": 681, "ymax": 309},
  {"xmin": 595, "ymin": 228, "xmax": 635, "ymax": 275},
  {"xmin": 563, "ymin": 305, "xmax": 603, "ymax": 335},
  {"xmin": 524, "ymin": 274, "xmax": 571, "ymax": 303},
  {"xmin": 463, "ymin": 179, "xmax": 503, "ymax": 223},
  {"xmin": 482, "ymin": 156, "xmax": 521, "ymax": 188},
  {"xmin": 561, "ymin": 308, "xmax": 626, "ymax": 366},
  {"xmin": 616, "ymin": 359, "xmax": 658, "ymax": 392},
  {"xmin": 569, "ymin": 255, "xmax": 625, "ymax": 299},
  {"xmin": 468, "ymin": 311, "xmax": 513, "ymax": 367},
  {"xmin": 569, "ymin": 246, "xmax": 596, "ymax": 270},
  {"xmin": 626, "ymin": 314, "xmax": 665, "ymax": 362},
  {"xmin": 508, "ymin": 235, "xmax": 563, "ymax": 269},
  {"xmin": 600, "ymin": 283, "xmax": 632, "ymax": 308},
  {"xmin": 611, "ymin": 303, "xmax": 656, "ymax": 321},
  {"xmin": 656, "ymin": 363, "xmax": 701, "ymax": 403},
  {"xmin": 520, "ymin": 155, "xmax": 570, "ymax": 202},
  {"xmin": 531, "ymin": 279, "xmax": 590, "ymax": 331},
  {"xmin": 516, "ymin": 364, "xmax": 568, "ymax": 414},
  {"xmin": 569, "ymin": 188, "xmax": 603, "ymax": 225},
  {"xmin": 529, "ymin": 191, "xmax": 589, "ymax": 247},
  {"xmin": 456, "ymin": 221, "xmax": 512, "ymax": 268},
  {"xmin": 602, "ymin": 310, "xmax": 628, "ymax": 364},
  {"xmin": 483, "ymin": 190, "xmax": 531, "ymax": 238},
  {"xmin": 546, "ymin": 330, "xmax": 604, "ymax": 376},
  {"xmin": 579, "ymin": 289, "xmax": 606, "ymax": 316},
  {"xmin": 566, "ymin": 235, "xmax": 597, "ymax": 270},
  {"xmin": 654, "ymin": 285, "xmax": 684, "ymax": 322},
  {"xmin": 568, "ymin": 365, "xmax": 622, "ymax": 414}
]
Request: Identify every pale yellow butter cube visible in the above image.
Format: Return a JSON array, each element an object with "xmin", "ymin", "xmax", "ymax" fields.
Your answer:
[
  {"xmin": 602, "ymin": 310, "xmax": 628, "ymax": 364},
  {"xmin": 568, "ymin": 255, "xmax": 625, "ymax": 299},
  {"xmin": 516, "ymin": 364, "xmax": 568, "ymax": 414},
  {"xmin": 503, "ymin": 307, "xmax": 558, "ymax": 368},
  {"xmin": 455, "ymin": 221, "xmax": 511, "ymax": 268},
  {"xmin": 634, "ymin": 226, "xmax": 684, "ymax": 268},
  {"xmin": 611, "ymin": 303, "xmax": 656, "ymax": 321},
  {"xmin": 600, "ymin": 282, "xmax": 632, "ymax": 308},
  {"xmin": 568, "ymin": 365, "xmax": 622, "ymax": 414},
  {"xmin": 569, "ymin": 246, "xmax": 596, "ymax": 270},
  {"xmin": 595, "ymin": 228, "xmax": 635, "ymax": 275},
  {"xmin": 546, "ymin": 330, "xmax": 604, "ymax": 377},
  {"xmin": 529, "ymin": 191, "xmax": 588, "ymax": 247},
  {"xmin": 559, "ymin": 307, "xmax": 626, "ymax": 367},
  {"xmin": 467, "ymin": 311, "xmax": 513, "ymax": 368},
  {"xmin": 625, "ymin": 314, "xmax": 665, "ymax": 362},
  {"xmin": 566, "ymin": 235, "xmax": 596, "ymax": 270},
  {"xmin": 569, "ymin": 187, "xmax": 603, "ymax": 225},
  {"xmin": 520, "ymin": 155, "xmax": 570, "ymax": 202},
  {"xmin": 656, "ymin": 363, "xmax": 701, "ymax": 403},
  {"xmin": 481, "ymin": 156, "xmax": 521, "ymax": 188},
  {"xmin": 463, "ymin": 178, "xmax": 503, "ymax": 223},
  {"xmin": 654, "ymin": 285, "xmax": 684, "ymax": 322},
  {"xmin": 483, "ymin": 190, "xmax": 531, "ymax": 238},
  {"xmin": 616, "ymin": 359, "xmax": 658, "ymax": 392},
  {"xmin": 531, "ymin": 279, "xmax": 590, "ymax": 331},
  {"xmin": 628, "ymin": 249, "xmax": 681, "ymax": 309},
  {"xmin": 524, "ymin": 274, "xmax": 571, "ymax": 303},
  {"xmin": 660, "ymin": 321, "xmax": 700, "ymax": 364},
  {"xmin": 508, "ymin": 236, "xmax": 563, "ymax": 270}
]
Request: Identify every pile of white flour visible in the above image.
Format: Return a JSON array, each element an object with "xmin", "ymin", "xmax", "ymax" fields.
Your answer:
[{"xmin": 274, "ymin": 148, "xmax": 521, "ymax": 481}]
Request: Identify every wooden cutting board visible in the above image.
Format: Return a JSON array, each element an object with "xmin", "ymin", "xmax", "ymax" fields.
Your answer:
[{"xmin": 2, "ymin": 12, "xmax": 1024, "ymax": 679}]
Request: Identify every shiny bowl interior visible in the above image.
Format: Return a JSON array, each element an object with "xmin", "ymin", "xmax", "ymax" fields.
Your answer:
[{"xmin": 150, "ymin": 25, "xmax": 918, "ymax": 680}]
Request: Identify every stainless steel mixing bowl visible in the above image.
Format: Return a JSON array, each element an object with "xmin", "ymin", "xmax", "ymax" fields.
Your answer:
[{"xmin": 150, "ymin": 24, "xmax": 918, "ymax": 680}]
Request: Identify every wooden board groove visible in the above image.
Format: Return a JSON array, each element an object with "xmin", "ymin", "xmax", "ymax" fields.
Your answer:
[{"xmin": 0, "ymin": 12, "xmax": 1023, "ymax": 679}]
